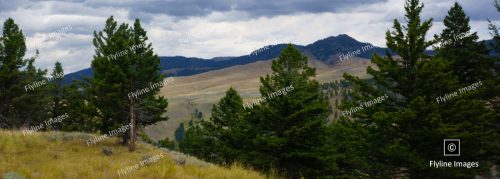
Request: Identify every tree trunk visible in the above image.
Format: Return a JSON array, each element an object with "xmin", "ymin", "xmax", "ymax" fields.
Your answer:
[{"xmin": 128, "ymin": 97, "xmax": 136, "ymax": 152}]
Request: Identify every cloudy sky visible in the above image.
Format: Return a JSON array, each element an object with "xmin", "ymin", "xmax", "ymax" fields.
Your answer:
[{"xmin": 0, "ymin": 0, "xmax": 498, "ymax": 73}]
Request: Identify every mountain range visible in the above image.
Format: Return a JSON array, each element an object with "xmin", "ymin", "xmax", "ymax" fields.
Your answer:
[{"xmin": 63, "ymin": 34, "xmax": 390, "ymax": 83}]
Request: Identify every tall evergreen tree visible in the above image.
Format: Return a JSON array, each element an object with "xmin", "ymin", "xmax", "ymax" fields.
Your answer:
[
  {"xmin": 488, "ymin": 0, "xmax": 500, "ymax": 169},
  {"xmin": 489, "ymin": 0, "xmax": 500, "ymax": 51},
  {"xmin": 438, "ymin": 4, "xmax": 499, "ymax": 164},
  {"xmin": 204, "ymin": 87, "xmax": 247, "ymax": 165},
  {"xmin": 491, "ymin": 0, "xmax": 500, "ymax": 54},
  {"xmin": 0, "ymin": 18, "xmax": 48, "ymax": 128},
  {"xmin": 48, "ymin": 61, "xmax": 65, "ymax": 130},
  {"xmin": 0, "ymin": 18, "xmax": 27, "ymax": 128},
  {"xmin": 21, "ymin": 57, "xmax": 50, "ymax": 127},
  {"xmin": 342, "ymin": 0, "xmax": 498, "ymax": 177},
  {"xmin": 435, "ymin": 2, "xmax": 492, "ymax": 84},
  {"xmin": 180, "ymin": 87, "xmax": 247, "ymax": 165},
  {"xmin": 384, "ymin": 0, "xmax": 434, "ymax": 100},
  {"xmin": 88, "ymin": 16, "xmax": 167, "ymax": 151},
  {"xmin": 247, "ymin": 45, "xmax": 329, "ymax": 178}
]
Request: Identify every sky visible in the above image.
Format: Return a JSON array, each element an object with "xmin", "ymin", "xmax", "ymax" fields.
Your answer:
[{"xmin": 0, "ymin": 0, "xmax": 499, "ymax": 73}]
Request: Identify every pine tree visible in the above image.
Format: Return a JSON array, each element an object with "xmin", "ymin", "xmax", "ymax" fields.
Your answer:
[
  {"xmin": 180, "ymin": 87, "xmax": 247, "ymax": 165},
  {"xmin": 438, "ymin": 4, "xmax": 499, "ymax": 168},
  {"xmin": 435, "ymin": 2, "xmax": 493, "ymax": 84},
  {"xmin": 0, "ymin": 18, "xmax": 28, "ymax": 128},
  {"xmin": 247, "ymin": 45, "xmax": 329, "ymax": 178},
  {"xmin": 87, "ymin": 16, "xmax": 168, "ymax": 151},
  {"xmin": 60, "ymin": 80, "xmax": 101, "ymax": 132},
  {"xmin": 157, "ymin": 137, "xmax": 176, "ymax": 150},
  {"xmin": 174, "ymin": 122, "xmax": 185, "ymax": 142},
  {"xmin": 488, "ymin": 0, "xmax": 500, "ymax": 168},
  {"xmin": 179, "ymin": 123, "xmax": 215, "ymax": 161},
  {"xmin": 322, "ymin": 119, "xmax": 371, "ymax": 177},
  {"xmin": 341, "ymin": 0, "xmax": 499, "ymax": 177},
  {"xmin": 48, "ymin": 61, "xmax": 65, "ymax": 130},
  {"xmin": 384, "ymin": 0, "xmax": 434, "ymax": 100},
  {"xmin": 21, "ymin": 58, "xmax": 50, "ymax": 127},
  {"xmin": 0, "ymin": 18, "xmax": 48, "ymax": 128},
  {"xmin": 488, "ymin": 0, "xmax": 500, "ymax": 115},
  {"xmin": 489, "ymin": 0, "xmax": 500, "ymax": 52},
  {"xmin": 205, "ymin": 87, "xmax": 246, "ymax": 165}
]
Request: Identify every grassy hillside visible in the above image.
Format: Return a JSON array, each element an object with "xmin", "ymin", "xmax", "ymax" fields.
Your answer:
[
  {"xmin": 0, "ymin": 130, "xmax": 265, "ymax": 179},
  {"xmin": 146, "ymin": 57, "xmax": 371, "ymax": 141}
]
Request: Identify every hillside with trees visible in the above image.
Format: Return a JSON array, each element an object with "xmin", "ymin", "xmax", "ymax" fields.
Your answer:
[{"xmin": 0, "ymin": 0, "xmax": 499, "ymax": 178}]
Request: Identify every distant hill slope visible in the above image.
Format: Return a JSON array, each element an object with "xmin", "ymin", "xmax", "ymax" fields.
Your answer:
[
  {"xmin": 0, "ymin": 130, "xmax": 265, "ymax": 178},
  {"xmin": 63, "ymin": 34, "xmax": 387, "ymax": 83},
  {"xmin": 303, "ymin": 34, "xmax": 387, "ymax": 63},
  {"xmin": 145, "ymin": 57, "xmax": 372, "ymax": 141},
  {"xmin": 63, "ymin": 35, "xmax": 495, "ymax": 83}
]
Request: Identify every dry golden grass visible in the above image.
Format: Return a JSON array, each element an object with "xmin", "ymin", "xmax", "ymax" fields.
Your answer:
[
  {"xmin": 0, "ymin": 130, "xmax": 266, "ymax": 179},
  {"xmin": 146, "ymin": 58, "xmax": 371, "ymax": 140}
]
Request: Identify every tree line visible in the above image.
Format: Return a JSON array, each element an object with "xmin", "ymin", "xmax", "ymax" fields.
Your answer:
[
  {"xmin": 0, "ymin": 16, "xmax": 167, "ymax": 151},
  {"xmin": 0, "ymin": 0, "xmax": 499, "ymax": 178},
  {"xmin": 179, "ymin": 0, "xmax": 500, "ymax": 178}
]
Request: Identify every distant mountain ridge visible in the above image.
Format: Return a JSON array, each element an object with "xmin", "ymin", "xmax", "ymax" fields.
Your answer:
[{"xmin": 63, "ymin": 34, "xmax": 391, "ymax": 83}]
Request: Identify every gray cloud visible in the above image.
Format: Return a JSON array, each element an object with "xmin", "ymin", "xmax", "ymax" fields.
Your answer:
[
  {"xmin": 423, "ymin": 0, "xmax": 499, "ymax": 21},
  {"xmin": 82, "ymin": 0, "xmax": 388, "ymax": 20},
  {"xmin": 0, "ymin": 0, "xmax": 498, "ymax": 73},
  {"xmin": 0, "ymin": 0, "xmax": 29, "ymax": 11}
]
